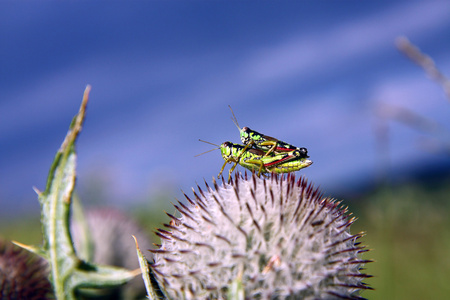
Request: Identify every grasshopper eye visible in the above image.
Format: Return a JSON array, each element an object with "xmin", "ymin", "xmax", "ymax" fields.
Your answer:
[
  {"xmin": 293, "ymin": 148, "xmax": 309, "ymax": 158},
  {"xmin": 299, "ymin": 147, "xmax": 308, "ymax": 158}
]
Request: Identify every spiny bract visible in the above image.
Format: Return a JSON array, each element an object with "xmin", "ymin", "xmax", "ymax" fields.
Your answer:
[{"xmin": 151, "ymin": 173, "xmax": 372, "ymax": 299}]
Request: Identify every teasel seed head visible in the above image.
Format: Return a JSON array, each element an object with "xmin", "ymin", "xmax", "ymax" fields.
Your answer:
[{"xmin": 151, "ymin": 173, "xmax": 372, "ymax": 299}]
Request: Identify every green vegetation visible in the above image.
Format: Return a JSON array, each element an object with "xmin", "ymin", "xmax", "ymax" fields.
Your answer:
[
  {"xmin": 0, "ymin": 215, "xmax": 42, "ymax": 246},
  {"xmin": 351, "ymin": 178, "xmax": 450, "ymax": 299}
]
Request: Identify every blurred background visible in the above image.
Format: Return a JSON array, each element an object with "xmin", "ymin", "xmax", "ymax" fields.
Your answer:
[{"xmin": 1, "ymin": 1, "xmax": 450, "ymax": 299}]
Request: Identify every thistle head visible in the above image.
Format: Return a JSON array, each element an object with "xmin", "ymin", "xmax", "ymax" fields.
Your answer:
[
  {"xmin": 71, "ymin": 208, "xmax": 153, "ymax": 299},
  {"xmin": 151, "ymin": 173, "xmax": 372, "ymax": 299},
  {"xmin": 0, "ymin": 239, "xmax": 54, "ymax": 299}
]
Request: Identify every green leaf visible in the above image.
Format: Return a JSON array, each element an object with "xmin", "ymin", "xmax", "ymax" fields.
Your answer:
[{"xmin": 15, "ymin": 86, "xmax": 137, "ymax": 299}]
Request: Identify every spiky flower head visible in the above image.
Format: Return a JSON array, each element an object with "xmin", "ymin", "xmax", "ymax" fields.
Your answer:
[
  {"xmin": 71, "ymin": 208, "xmax": 152, "ymax": 269},
  {"xmin": 0, "ymin": 239, "xmax": 54, "ymax": 299},
  {"xmin": 151, "ymin": 173, "xmax": 372, "ymax": 299}
]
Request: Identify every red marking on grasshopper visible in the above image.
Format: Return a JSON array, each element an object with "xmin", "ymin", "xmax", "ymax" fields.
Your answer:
[{"xmin": 263, "ymin": 153, "xmax": 297, "ymax": 167}]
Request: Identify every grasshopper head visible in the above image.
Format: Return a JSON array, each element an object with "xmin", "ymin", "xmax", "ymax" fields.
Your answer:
[
  {"xmin": 240, "ymin": 127, "xmax": 252, "ymax": 144},
  {"xmin": 220, "ymin": 142, "xmax": 234, "ymax": 159},
  {"xmin": 241, "ymin": 126, "xmax": 264, "ymax": 145}
]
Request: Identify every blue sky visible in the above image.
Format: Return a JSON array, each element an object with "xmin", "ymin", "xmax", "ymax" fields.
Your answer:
[{"xmin": 1, "ymin": 1, "xmax": 450, "ymax": 217}]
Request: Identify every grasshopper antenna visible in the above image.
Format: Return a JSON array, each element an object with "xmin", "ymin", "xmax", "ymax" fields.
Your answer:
[
  {"xmin": 195, "ymin": 139, "xmax": 220, "ymax": 157},
  {"xmin": 198, "ymin": 139, "xmax": 220, "ymax": 147},
  {"xmin": 228, "ymin": 105, "xmax": 241, "ymax": 131}
]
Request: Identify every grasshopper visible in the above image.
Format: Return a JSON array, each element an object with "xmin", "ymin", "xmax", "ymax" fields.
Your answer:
[
  {"xmin": 198, "ymin": 140, "xmax": 312, "ymax": 182},
  {"xmin": 229, "ymin": 105, "xmax": 309, "ymax": 158}
]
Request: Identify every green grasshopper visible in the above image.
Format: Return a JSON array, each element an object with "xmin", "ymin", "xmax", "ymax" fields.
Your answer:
[
  {"xmin": 229, "ymin": 105, "xmax": 309, "ymax": 158},
  {"xmin": 198, "ymin": 140, "xmax": 312, "ymax": 181}
]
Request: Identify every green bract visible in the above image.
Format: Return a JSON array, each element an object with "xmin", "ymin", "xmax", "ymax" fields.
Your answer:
[{"xmin": 14, "ymin": 86, "xmax": 138, "ymax": 300}]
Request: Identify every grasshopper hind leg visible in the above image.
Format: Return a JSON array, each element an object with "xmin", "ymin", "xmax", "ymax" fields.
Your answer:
[
  {"xmin": 259, "ymin": 141, "xmax": 278, "ymax": 157},
  {"xmin": 245, "ymin": 158, "xmax": 266, "ymax": 177}
]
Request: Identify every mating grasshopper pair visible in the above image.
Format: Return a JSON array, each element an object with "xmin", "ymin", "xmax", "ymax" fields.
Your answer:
[{"xmin": 199, "ymin": 106, "xmax": 312, "ymax": 181}]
